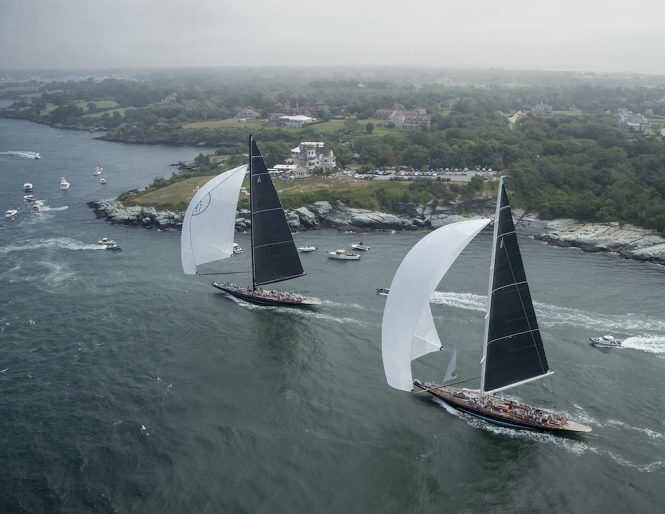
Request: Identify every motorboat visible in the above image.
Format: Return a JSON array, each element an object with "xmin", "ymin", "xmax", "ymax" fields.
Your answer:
[
  {"xmin": 298, "ymin": 244, "xmax": 317, "ymax": 252},
  {"xmin": 328, "ymin": 249, "xmax": 360, "ymax": 261},
  {"xmin": 351, "ymin": 242, "xmax": 371, "ymax": 251},
  {"xmin": 97, "ymin": 237, "xmax": 117, "ymax": 246},
  {"xmin": 5, "ymin": 209, "xmax": 18, "ymax": 219},
  {"xmin": 23, "ymin": 182, "xmax": 33, "ymax": 192},
  {"xmin": 32, "ymin": 205, "xmax": 40, "ymax": 214},
  {"xmin": 59, "ymin": 177, "xmax": 70, "ymax": 190},
  {"xmin": 376, "ymin": 287, "xmax": 390, "ymax": 296},
  {"xmin": 232, "ymin": 243, "xmax": 242, "ymax": 254},
  {"xmin": 590, "ymin": 335, "xmax": 622, "ymax": 348},
  {"xmin": 94, "ymin": 166, "xmax": 103, "ymax": 175},
  {"xmin": 24, "ymin": 194, "xmax": 37, "ymax": 203},
  {"xmin": 99, "ymin": 178, "xmax": 107, "ymax": 185}
]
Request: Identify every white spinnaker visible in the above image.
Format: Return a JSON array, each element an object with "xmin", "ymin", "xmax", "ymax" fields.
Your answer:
[
  {"xmin": 381, "ymin": 218, "xmax": 490, "ymax": 391},
  {"xmin": 181, "ymin": 164, "xmax": 247, "ymax": 274}
]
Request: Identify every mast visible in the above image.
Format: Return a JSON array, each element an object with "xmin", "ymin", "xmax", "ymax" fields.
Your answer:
[
  {"xmin": 249, "ymin": 134, "xmax": 256, "ymax": 291},
  {"xmin": 480, "ymin": 176, "xmax": 503, "ymax": 395}
]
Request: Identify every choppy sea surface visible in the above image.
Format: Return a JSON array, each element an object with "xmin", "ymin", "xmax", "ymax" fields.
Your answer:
[{"xmin": 1, "ymin": 117, "xmax": 664, "ymax": 513}]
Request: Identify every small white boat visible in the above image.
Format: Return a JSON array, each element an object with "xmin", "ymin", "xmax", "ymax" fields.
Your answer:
[
  {"xmin": 590, "ymin": 335, "xmax": 622, "ymax": 348},
  {"xmin": 99, "ymin": 178, "xmax": 107, "ymax": 185},
  {"xmin": 351, "ymin": 242, "xmax": 371, "ymax": 251},
  {"xmin": 94, "ymin": 166, "xmax": 104, "ymax": 175},
  {"xmin": 298, "ymin": 244, "xmax": 317, "ymax": 252},
  {"xmin": 5, "ymin": 209, "xmax": 18, "ymax": 219},
  {"xmin": 23, "ymin": 182, "xmax": 33, "ymax": 192},
  {"xmin": 24, "ymin": 194, "xmax": 37, "ymax": 202},
  {"xmin": 376, "ymin": 287, "xmax": 390, "ymax": 296},
  {"xmin": 32, "ymin": 205, "xmax": 40, "ymax": 214},
  {"xmin": 59, "ymin": 177, "xmax": 70, "ymax": 190},
  {"xmin": 232, "ymin": 243, "xmax": 242, "ymax": 254},
  {"xmin": 328, "ymin": 249, "xmax": 360, "ymax": 261},
  {"xmin": 97, "ymin": 237, "xmax": 117, "ymax": 246}
]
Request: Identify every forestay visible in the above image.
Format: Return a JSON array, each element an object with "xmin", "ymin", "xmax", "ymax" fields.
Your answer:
[
  {"xmin": 382, "ymin": 219, "xmax": 490, "ymax": 391},
  {"xmin": 180, "ymin": 164, "xmax": 247, "ymax": 274}
]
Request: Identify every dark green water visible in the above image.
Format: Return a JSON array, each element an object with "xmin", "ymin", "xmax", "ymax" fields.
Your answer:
[{"xmin": 1, "ymin": 118, "xmax": 664, "ymax": 513}]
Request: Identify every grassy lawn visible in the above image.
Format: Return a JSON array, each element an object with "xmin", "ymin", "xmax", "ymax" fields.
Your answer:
[
  {"xmin": 82, "ymin": 107, "xmax": 131, "ymax": 119},
  {"xmin": 183, "ymin": 117, "xmax": 398, "ymax": 137},
  {"xmin": 183, "ymin": 118, "xmax": 267, "ymax": 130},
  {"xmin": 123, "ymin": 177, "xmax": 211, "ymax": 208},
  {"xmin": 123, "ymin": 174, "xmax": 413, "ymax": 211}
]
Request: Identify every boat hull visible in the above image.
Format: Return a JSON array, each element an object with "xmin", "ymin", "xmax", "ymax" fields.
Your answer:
[
  {"xmin": 211, "ymin": 282, "xmax": 321, "ymax": 307},
  {"xmin": 413, "ymin": 380, "xmax": 592, "ymax": 433}
]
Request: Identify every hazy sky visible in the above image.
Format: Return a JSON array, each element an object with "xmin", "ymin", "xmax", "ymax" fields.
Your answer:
[{"xmin": 1, "ymin": 0, "xmax": 664, "ymax": 74}]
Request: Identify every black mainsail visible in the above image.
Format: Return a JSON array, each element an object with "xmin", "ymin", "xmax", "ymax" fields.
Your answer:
[
  {"xmin": 481, "ymin": 177, "xmax": 551, "ymax": 394},
  {"xmin": 249, "ymin": 136, "xmax": 305, "ymax": 288}
]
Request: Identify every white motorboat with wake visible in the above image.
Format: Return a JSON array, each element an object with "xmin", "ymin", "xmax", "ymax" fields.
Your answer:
[
  {"xmin": 5, "ymin": 209, "xmax": 18, "ymax": 219},
  {"xmin": 59, "ymin": 177, "xmax": 70, "ymax": 190},
  {"xmin": 590, "ymin": 335, "xmax": 622, "ymax": 348},
  {"xmin": 97, "ymin": 237, "xmax": 117, "ymax": 246},
  {"xmin": 351, "ymin": 242, "xmax": 370, "ymax": 251}
]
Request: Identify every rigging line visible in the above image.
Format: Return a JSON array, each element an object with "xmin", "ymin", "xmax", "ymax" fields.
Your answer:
[
  {"xmin": 253, "ymin": 207, "xmax": 286, "ymax": 215},
  {"xmin": 500, "ymin": 235, "xmax": 548, "ymax": 373},
  {"xmin": 254, "ymin": 239, "xmax": 296, "ymax": 249},
  {"xmin": 413, "ymin": 376, "xmax": 481, "ymax": 393},
  {"xmin": 196, "ymin": 271, "xmax": 247, "ymax": 276}
]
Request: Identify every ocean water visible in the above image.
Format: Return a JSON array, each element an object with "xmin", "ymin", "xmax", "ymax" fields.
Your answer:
[{"xmin": 1, "ymin": 118, "xmax": 665, "ymax": 513}]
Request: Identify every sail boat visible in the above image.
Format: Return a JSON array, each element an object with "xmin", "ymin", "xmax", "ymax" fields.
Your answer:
[
  {"xmin": 381, "ymin": 177, "xmax": 591, "ymax": 433},
  {"xmin": 181, "ymin": 135, "xmax": 320, "ymax": 307}
]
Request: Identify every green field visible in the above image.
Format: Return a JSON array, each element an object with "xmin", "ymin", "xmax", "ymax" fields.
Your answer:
[
  {"xmin": 121, "ymin": 173, "xmax": 446, "ymax": 213},
  {"xmin": 183, "ymin": 118, "xmax": 266, "ymax": 130},
  {"xmin": 183, "ymin": 117, "xmax": 394, "ymax": 136}
]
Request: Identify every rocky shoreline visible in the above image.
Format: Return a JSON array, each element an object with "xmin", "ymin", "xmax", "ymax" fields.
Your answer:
[
  {"xmin": 86, "ymin": 199, "xmax": 491, "ymax": 233},
  {"xmin": 534, "ymin": 219, "xmax": 665, "ymax": 266},
  {"xmin": 87, "ymin": 200, "xmax": 665, "ymax": 266}
]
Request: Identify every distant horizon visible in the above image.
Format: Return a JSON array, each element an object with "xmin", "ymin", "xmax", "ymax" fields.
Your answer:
[
  {"xmin": 1, "ymin": 64, "xmax": 664, "ymax": 78},
  {"xmin": 2, "ymin": 1, "xmax": 665, "ymax": 75}
]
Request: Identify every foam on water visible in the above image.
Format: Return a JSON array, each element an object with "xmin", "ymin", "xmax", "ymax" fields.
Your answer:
[
  {"xmin": 430, "ymin": 291, "xmax": 665, "ymax": 336},
  {"xmin": 1, "ymin": 237, "xmax": 106, "ymax": 254},
  {"xmin": 621, "ymin": 335, "xmax": 665, "ymax": 355},
  {"xmin": 226, "ymin": 296, "xmax": 367, "ymax": 326}
]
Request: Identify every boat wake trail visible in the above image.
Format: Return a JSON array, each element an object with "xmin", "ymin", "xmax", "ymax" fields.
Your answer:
[
  {"xmin": 37, "ymin": 205, "xmax": 68, "ymax": 212},
  {"xmin": 0, "ymin": 237, "xmax": 105, "ymax": 254},
  {"xmin": 431, "ymin": 291, "xmax": 665, "ymax": 335},
  {"xmin": 227, "ymin": 296, "xmax": 367, "ymax": 326},
  {"xmin": 430, "ymin": 397, "xmax": 591, "ymax": 455},
  {"xmin": 0, "ymin": 150, "xmax": 40, "ymax": 159},
  {"xmin": 620, "ymin": 336, "xmax": 665, "ymax": 355},
  {"xmin": 430, "ymin": 292, "xmax": 485, "ymax": 312}
]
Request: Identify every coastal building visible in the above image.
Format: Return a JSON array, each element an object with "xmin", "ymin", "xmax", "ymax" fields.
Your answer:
[
  {"xmin": 287, "ymin": 141, "xmax": 336, "ymax": 179},
  {"xmin": 617, "ymin": 108, "xmax": 648, "ymax": 132},
  {"xmin": 374, "ymin": 103, "xmax": 431, "ymax": 128},
  {"xmin": 278, "ymin": 115, "xmax": 316, "ymax": 128},
  {"xmin": 531, "ymin": 103, "xmax": 553, "ymax": 117},
  {"xmin": 235, "ymin": 107, "xmax": 262, "ymax": 121}
]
